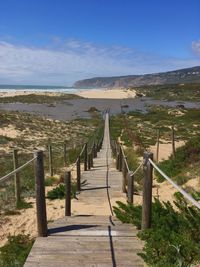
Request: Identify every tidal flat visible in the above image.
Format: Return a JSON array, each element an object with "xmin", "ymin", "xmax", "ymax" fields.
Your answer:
[{"xmin": 0, "ymin": 97, "xmax": 200, "ymax": 121}]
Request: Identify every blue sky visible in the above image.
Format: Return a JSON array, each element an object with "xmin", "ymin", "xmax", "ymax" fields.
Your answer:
[{"xmin": 0, "ymin": 0, "xmax": 200, "ymax": 85}]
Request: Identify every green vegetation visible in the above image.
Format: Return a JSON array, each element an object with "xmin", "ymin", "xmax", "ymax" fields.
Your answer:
[
  {"xmin": 124, "ymin": 147, "xmax": 143, "ymax": 189},
  {"xmin": 0, "ymin": 93, "xmax": 82, "ymax": 104},
  {"xmin": 47, "ymin": 182, "xmax": 78, "ymax": 200},
  {"xmin": 133, "ymin": 83, "xmax": 200, "ymax": 101},
  {"xmin": 0, "ymin": 110, "xmax": 102, "ymax": 151},
  {"xmin": 0, "ymin": 135, "xmax": 13, "ymax": 144},
  {"xmin": 0, "ymin": 234, "xmax": 33, "ymax": 267},
  {"xmin": 47, "ymin": 179, "xmax": 88, "ymax": 200},
  {"xmin": 44, "ymin": 176, "xmax": 58, "ymax": 186},
  {"xmin": 111, "ymin": 104, "xmax": 200, "ymax": 266},
  {"xmin": 156, "ymin": 136, "xmax": 200, "ymax": 184},
  {"xmin": 47, "ymin": 184, "xmax": 66, "ymax": 200},
  {"xmin": 0, "ymin": 109, "xmax": 103, "ymax": 214},
  {"xmin": 16, "ymin": 200, "xmax": 33, "ymax": 210},
  {"xmin": 114, "ymin": 193, "xmax": 200, "ymax": 266},
  {"xmin": 110, "ymin": 107, "xmax": 200, "ymax": 150}
]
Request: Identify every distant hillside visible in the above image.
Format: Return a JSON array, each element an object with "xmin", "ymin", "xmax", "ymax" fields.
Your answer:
[{"xmin": 74, "ymin": 66, "xmax": 200, "ymax": 88}]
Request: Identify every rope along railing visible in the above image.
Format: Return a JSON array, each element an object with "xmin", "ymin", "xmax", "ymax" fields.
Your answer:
[
  {"xmin": 112, "ymin": 141, "xmax": 200, "ymax": 230},
  {"xmin": 148, "ymin": 158, "xmax": 200, "ymax": 209},
  {"xmin": 141, "ymin": 152, "xmax": 200, "ymax": 230},
  {"xmin": 62, "ymin": 135, "xmax": 103, "ymax": 217},
  {"xmin": 111, "ymin": 140, "xmax": 143, "ymax": 204},
  {"xmin": 0, "ymin": 156, "xmax": 36, "ymax": 183},
  {"xmin": 0, "ymin": 127, "xmax": 104, "ymax": 238}
]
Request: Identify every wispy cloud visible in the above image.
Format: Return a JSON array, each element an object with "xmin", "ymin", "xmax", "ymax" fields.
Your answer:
[
  {"xmin": 192, "ymin": 40, "xmax": 200, "ymax": 56},
  {"xmin": 0, "ymin": 39, "xmax": 199, "ymax": 85}
]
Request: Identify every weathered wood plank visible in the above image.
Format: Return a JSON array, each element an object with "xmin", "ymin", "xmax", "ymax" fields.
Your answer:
[{"xmin": 25, "ymin": 113, "xmax": 144, "ymax": 266}]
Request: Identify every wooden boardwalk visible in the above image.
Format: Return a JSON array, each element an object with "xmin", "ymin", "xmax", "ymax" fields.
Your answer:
[{"xmin": 25, "ymin": 113, "xmax": 144, "ymax": 267}]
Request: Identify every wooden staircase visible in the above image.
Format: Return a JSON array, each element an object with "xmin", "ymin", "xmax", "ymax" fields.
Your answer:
[{"xmin": 24, "ymin": 113, "xmax": 144, "ymax": 266}]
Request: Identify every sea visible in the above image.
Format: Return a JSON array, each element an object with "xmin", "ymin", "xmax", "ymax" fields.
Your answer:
[{"xmin": 0, "ymin": 85, "xmax": 86, "ymax": 94}]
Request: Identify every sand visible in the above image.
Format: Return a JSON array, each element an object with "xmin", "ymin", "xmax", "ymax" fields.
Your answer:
[
  {"xmin": 150, "ymin": 140, "xmax": 185, "ymax": 161},
  {"xmin": 0, "ymin": 193, "xmax": 127, "ymax": 247},
  {"xmin": 0, "ymin": 125, "xmax": 20, "ymax": 139},
  {"xmin": 76, "ymin": 88, "xmax": 136, "ymax": 99},
  {"xmin": 0, "ymin": 91, "xmax": 64, "ymax": 98},
  {"xmin": 0, "ymin": 88, "xmax": 136, "ymax": 99}
]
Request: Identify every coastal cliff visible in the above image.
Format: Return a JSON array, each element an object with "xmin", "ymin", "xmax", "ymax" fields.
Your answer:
[{"xmin": 74, "ymin": 66, "xmax": 200, "ymax": 88}]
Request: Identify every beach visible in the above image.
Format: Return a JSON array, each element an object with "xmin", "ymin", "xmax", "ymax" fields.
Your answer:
[
  {"xmin": 0, "ymin": 87, "xmax": 136, "ymax": 99},
  {"xmin": 75, "ymin": 88, "xmax": 136, "ymax": 99}
]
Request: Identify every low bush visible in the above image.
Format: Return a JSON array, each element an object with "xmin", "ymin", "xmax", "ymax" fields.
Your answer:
[
  {"xmin": 156, "ymin": 136, "xmax": 200, "ymax": 183},
  {"xmin": 47, "ymin": 184, "xmax": 65, "ymax": 200},
  {"xmin": 0, "ymin": 234, "xmax": 33, "ymax": 267},
  {"xmin": 47, "ymin": 182, "xmax": 78, "ymax": 200},
  {"xmin": 45, "ymin": 176, "xmax": 58, "ymax": 186},
  {"xmin": 124, "ymin": 148, "xmax": 143, "ymax": 185},
  {"xmin": 16, "ymin": 200, "xmax": 33, "ymax": 210},
  {"xmin": 113, "ymin": 193, "xmax": 200, "ymax": 266}
]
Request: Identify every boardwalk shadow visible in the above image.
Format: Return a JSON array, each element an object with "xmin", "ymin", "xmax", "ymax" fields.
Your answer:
[
  {"xmin": 82, "ymin": 186, "xmax": 110, "ymax": 191},
  {"xmin": 48, "ymin": 224, "xmax": 98, "ymax": 234},
  {"xmin": 92, "ymin": 165, "xmax": 107, "ymax": 168}
]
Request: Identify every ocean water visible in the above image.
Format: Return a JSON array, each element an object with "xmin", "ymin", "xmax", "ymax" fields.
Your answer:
[{"xmin": 0, "ymin": 85, "xmax": 87, "ymax": 94}]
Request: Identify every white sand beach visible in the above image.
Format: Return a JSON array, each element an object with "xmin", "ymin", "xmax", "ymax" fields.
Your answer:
[
  {"xmin": 76, "ymin": 88, "xmax": 136, "ymax": 99},
  {"xmin": 0, "ymin": 88, "xmax": 136, "ymax": 99},
  {"xmin": 0, "ymin": 91, "xmax": 64, "ymax": 98}
]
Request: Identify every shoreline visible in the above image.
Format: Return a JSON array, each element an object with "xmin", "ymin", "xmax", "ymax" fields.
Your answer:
[{"xmin": 0, "ymin": 87, "xmax": 136, "ymax": 99}]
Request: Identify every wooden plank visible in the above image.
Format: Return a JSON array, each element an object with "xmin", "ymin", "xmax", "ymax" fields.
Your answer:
[{"xmin": 25, "ymin": 113, "xmax": 144, "ymax": 267}]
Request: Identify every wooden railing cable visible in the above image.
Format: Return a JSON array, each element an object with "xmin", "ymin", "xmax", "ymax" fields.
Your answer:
[
  {"xmin": 0, "ymin": 156, "xmax": 37, "ymax": 183},
  {"xmin": 148, "ymin": 158, "xmax": 200, "ymax": 210}
]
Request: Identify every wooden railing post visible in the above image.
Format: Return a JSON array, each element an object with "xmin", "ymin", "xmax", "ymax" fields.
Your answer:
[
  {"xmin": 156, "ymin": 129, "xmax": 160, "ymax": 163},
  {"xmin": 77, "ymin": 156, "xmax": 81, "ymax": 191},
  {"xmin": 97, "ymin": 141, "xmax": 101, "ymax": 152},
  {"xmin": 91, "ymin": 151, "xmax": 94, "ymax": 168},
  {"xmin": 48, "ymin": 144, "xmax": 53, "ymax": 176},
  {"xmin": 88, "ymin": 153, "xmax": 91, "ymax": 170},
  {"xmin": 122, "ymin": 157, "xmax": 127, "ymax": 193},
  {"xmin": 172, "ymin": 126, "xmax": 175, "ymax": 159},
  {"xmin": 94, "ymin": 142, "xmax": 97, "ymax": 157},
  {"xmin": 93, "ymin": 142, "xmax": 96, "ymax": 158},
  {"xmin": 13, "ymin": 149, "xmax": 21, "ymax": 205},
  {"xmin": 127, "ymin": 172, "xmax": 134, "ymax": 204},
  {"xmin": 65, "ymin": 171, "xmax": 71, "ymax": 216},
  {"xmin": 142, "ymin": 152, "xmax": 153, "ymax": 230},
  {"xmin": 116, "ymin": 153, "xmax": 120, "ymax": 170},
  {"xmin": 63, "ymin": 140, "xmax": 67, "ymax": 167},
  {"xmin": 114, "ymin": 141, "xmax": 118, "ymax": 156},
  {"xmin": 119, "ymin": 146, "xmax": 122, "ymax": 171},
  {"xmin": 34, "ymin": 151, "xmax": 47, "ymax": 237},
  {"xmin": 84, "ymin": 143, "xmax": 87, "ymax": 171}
]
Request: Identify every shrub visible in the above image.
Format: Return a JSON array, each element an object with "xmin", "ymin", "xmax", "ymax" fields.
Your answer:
[
  {"xmin": 47, "ymin": 182, "xmax": 78, "ymax": 200},
  {"xmin": 0, "ymin": 135, "xmax": 13, "ymax": 144},
  {"xmin": 16, "ymin": 200, "xmax": 33, "ymax": 210},
  {"xmin": 0, "ymin": 234, "xmax": 33, "ymax": 267},
  {"xmin": 45, "ymin": 176, "xmax": 58, "ymax": 186},
  {"xmin": 174, "ymin": 175, "xmax": 190, "ymax": 185},
  {"xmin": 124, "ymin": 148, "xmax": 143, "ymax": 185},
  {"xmin": 47, "ymin": 184, "xmax": 65, "ymax": 200},
  {"xmin": 156, "ymin": 136, "xmax": 200, "ymax": 184},
  {"xmin": 113, "ymin": 194, "xmax": 200, "ymax": 266}
]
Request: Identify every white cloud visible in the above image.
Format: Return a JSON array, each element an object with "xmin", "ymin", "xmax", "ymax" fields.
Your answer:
[
  {"xmin": 0, "ymin": 39, "xmax": 199, "ymax": 85},
  {"xmin": 192, "ymin": 40, "xmax": 200, "ymax": 56}
]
